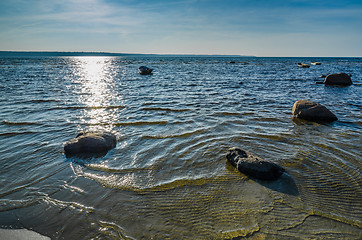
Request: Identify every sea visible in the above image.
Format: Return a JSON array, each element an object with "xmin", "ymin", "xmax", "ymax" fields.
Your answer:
[{"xmin": 0, "ymin": 52, "xmax": 361, "ymax": 239}]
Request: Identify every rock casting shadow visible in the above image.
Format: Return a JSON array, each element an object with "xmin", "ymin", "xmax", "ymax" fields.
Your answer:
[
  {"xmin": 257, "ymin": 172, "xmax": 299, "ymax": 196},
  {"xmin": 64, "ymin": 151, "xmax": 109, "ymax": 166},
  {"xmin": 225, "ymin": 161, "xmax": 299, "ymax": 196},
  {"xmin": 291, "ymin": 117, "xmax": 337, "ymax": 127}
]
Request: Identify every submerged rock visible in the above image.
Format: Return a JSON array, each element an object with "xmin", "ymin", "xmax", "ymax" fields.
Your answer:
[
  {"xmin": 292, "ymin": 100, "xmax": 338, "ymax": 123},
  {"xmin": 226, "ymin": 147, "xmax": 285, "ymax": 181},
  {"xmin": 324, "ymin": 73, "xmax": 352, "ymax": 86},
  {"xmin": 64, "ymin": 131, "xmax": 116, "ymax": 157}
]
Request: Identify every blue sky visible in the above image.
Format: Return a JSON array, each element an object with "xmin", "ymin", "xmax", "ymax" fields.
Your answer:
[{"xmin": 0, "ymin": 0, "xmax": 361, "ymax": 56}]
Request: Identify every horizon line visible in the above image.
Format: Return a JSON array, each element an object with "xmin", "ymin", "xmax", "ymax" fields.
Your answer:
[
  {"xmin": 0, "ymin": 50, "xmax": 361, "ymax": 58},
  {"xmin": 0, "ymin": 50, "xmax": 252, "ymax": 57}
]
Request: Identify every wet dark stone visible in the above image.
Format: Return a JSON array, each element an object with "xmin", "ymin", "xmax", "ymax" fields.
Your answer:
[
  {"xmin": 292, "ymin": 100, "xmax": 338, "ymax": 123},
  {"xmin": 324, "ymin": 73, "xmax": 352, "ymax": 86},
  {"xmin": 64, "ymin": 132, "xmax": 116, "ymax": 157},
  {"xmin": 138, "ymin": 66, "xmax": 153, "ymax": 75},
  {"xmin": 226, "ymin": 147, "xmax": 285, "ymax": 181}
]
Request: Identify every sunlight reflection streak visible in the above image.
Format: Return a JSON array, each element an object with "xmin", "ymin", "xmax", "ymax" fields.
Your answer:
[{"xmin": 72, "ymin": 57, "xmax": 120, "ymax": 132}]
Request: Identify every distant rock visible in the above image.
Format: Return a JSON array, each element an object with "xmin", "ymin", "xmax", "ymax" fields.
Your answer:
[
  {"xmin": 138, "ymin": 66, "xmax": 153, "ymax": 75},
  {"xmin": 324, "ymin": 73, "xmax": 352, "ymax": 86},
  {"xmin": 226, "ymin": 147, "xmax": 285, "ymax": 181},
  {"xmin": 292, "ymin": 100, "xmax": 337, "ymax": 123},
  {"xmin": 297, "ymin": 63, "xmax": 310, "ymax": 68},
  {"xmin": 64, "ymin": 131, "xmax": 116, "ymax": 157}
]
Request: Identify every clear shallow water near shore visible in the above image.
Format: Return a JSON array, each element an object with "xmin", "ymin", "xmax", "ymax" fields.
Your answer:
[{"xmin": 0, "ymin": 55, "xmax": 361, "ymax": 239}]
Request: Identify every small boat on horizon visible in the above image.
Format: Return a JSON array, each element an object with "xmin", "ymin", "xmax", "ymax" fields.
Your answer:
[
  {"xmin": 311, "ymin": 62, "xmax": 322, "ymax": 65},
  {"xmin": 138, "ymin": 66, "xmax": 153, "ymax": 75},
  {"xmin": 297, "ymin": 63, "xmax": 310, "ymax": 68}
]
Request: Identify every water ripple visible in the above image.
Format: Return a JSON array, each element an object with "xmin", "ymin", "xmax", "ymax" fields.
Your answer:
[{"xmin": 0, "ymin": 56, "xmax": 361, "ymax": 239}]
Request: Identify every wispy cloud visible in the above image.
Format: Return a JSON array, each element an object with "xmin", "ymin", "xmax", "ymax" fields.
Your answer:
[
  {"xmin": 1, "ymin": 0, "xmax": 143, "ymax": 34},
  {"xmin": 0, "ymin": 0, "xmax": 361, "ymax": 55}
]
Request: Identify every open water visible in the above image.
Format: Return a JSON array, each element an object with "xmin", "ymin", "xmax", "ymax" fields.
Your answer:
[{"xmin": 0, "ymin": 54, "xmax": 361, "ymax": 239}]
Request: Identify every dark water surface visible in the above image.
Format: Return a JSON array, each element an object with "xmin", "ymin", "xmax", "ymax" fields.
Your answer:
[{"xmin": 0, "ymin": 55, "xmax": 361, "ymax": 239}]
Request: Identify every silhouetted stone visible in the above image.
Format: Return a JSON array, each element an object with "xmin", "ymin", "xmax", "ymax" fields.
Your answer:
[
  {"xmin": 64, "ymin": 132, "xmax": 116, "ymax": 157},
  {"xmin": 324, "ymin": 73, "xmax": 352, "ymax": 86},
  {"xmin": 138, "ymin": 66, "xmax": 153, "ymax": 75},
  {"xmin": 292, "ymin": 100, "xmax": 337, "ymax": 123},
  {"xmin": 226, "ymin": 147, "xmax": 285, "ymax": 181}
]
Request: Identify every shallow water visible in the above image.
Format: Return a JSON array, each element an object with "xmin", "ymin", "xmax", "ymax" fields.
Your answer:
[{"xmin": 0, "ymin": 55, "xmax": 361, "ymax": 239}]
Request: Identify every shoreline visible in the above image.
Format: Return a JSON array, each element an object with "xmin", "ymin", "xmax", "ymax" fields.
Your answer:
[{"xmin": 0, "ymin": 228, "xmax": 50, "ymax": 240}]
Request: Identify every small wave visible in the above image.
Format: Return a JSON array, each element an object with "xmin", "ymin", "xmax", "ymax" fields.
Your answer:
[
  {"xmin": 82, "ymin": 170, "xmax": 241, "ymax": 193},
  {"xmin": 139, "ymin": 176, "xmax": 229, "ymax": 192},
  {"xmin": 42, "ymin": 195, "xmax": 94, "ymax": 213},
  {"xmin": 211, "ymin": 111, "xmax": 241, "ymax": 117},
  {"xmin": 287, "ymin": 78, "xmax": 304, "ymax": 82},
  {"xmin": 10, "ymin": 99, "xmax": 61, "ymax": 106},
  {"xmin": 114, "ymin": 121, "xmax": 168, "ymax": 126},
  {"xmin": 140, "ymin": 107, "xmax": 189, "ymax": 112},
  {"xmin": 0, "ymin": 131, "xmax": 38, "ymax": 137},
  {"xmin": 49, "ymin": 105, "xmax": 126, "ymax": 111},
  {"xmin": 251, "ymin": 133, "xmax": 289, "ymax": 142},
  {"xmin": 142, "ymin": 101, "xmax": 180, "ymax": 106},
  {"xmin": 85, "ymin": 164, "xmax": 150, "ymax": 174},
  {"xmin": 97, "ymin": 221, "xmax": 129, "ymax": 240},
  {"xmin": 2, "ymin": 120, "xmax": 42, "ymax": 126},
  {"xmin": 0, "ymin": 198, "xmax": 38, "ymax": 212},
  {"xmin": 253, "ymin": 117, "xmax": 284, "ymax": 122},
  {"xmin": 337, "ymin": 120, "xmax": 362, "ymax": 129},
  {"xmin": 170, "ymin": 120, "xmax": 195, "ymax": 125},
  {"xmin": 142, "ymin": 129, "xmax": 206, "ymax": 139},
  {"xmin": 241, "ymin": 112, "xmax": 255, "ymax": 116},
  {"xmin": 22, "ymin": 99, "xmax": 61, "ymax": 104}
]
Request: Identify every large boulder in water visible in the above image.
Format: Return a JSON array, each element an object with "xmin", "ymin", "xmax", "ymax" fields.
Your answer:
[
  {"xmin": 324, "ymin": 73, "xmax": 352, "ymax": 86},
  {"xmin": 64, "ymin": 131, "xmax": 116, "ymax": 157},
  {"xmin": 292, "ymin": 100, "xmax": 338, "ymax": 123},
  {"xmin": 226, "ymin": 147, "xmax": 285, "ymax": 181}
]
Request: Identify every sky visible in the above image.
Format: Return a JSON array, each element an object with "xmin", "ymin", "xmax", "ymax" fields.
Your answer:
[{"xmin": 0, "ymin": 0, "xmax": 361, "ymax": 56}]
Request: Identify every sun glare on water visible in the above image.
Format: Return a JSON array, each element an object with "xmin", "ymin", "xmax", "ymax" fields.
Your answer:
[{"xmin": 71, "ymin": 57, "xmax": 120, "ymax": 132}]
